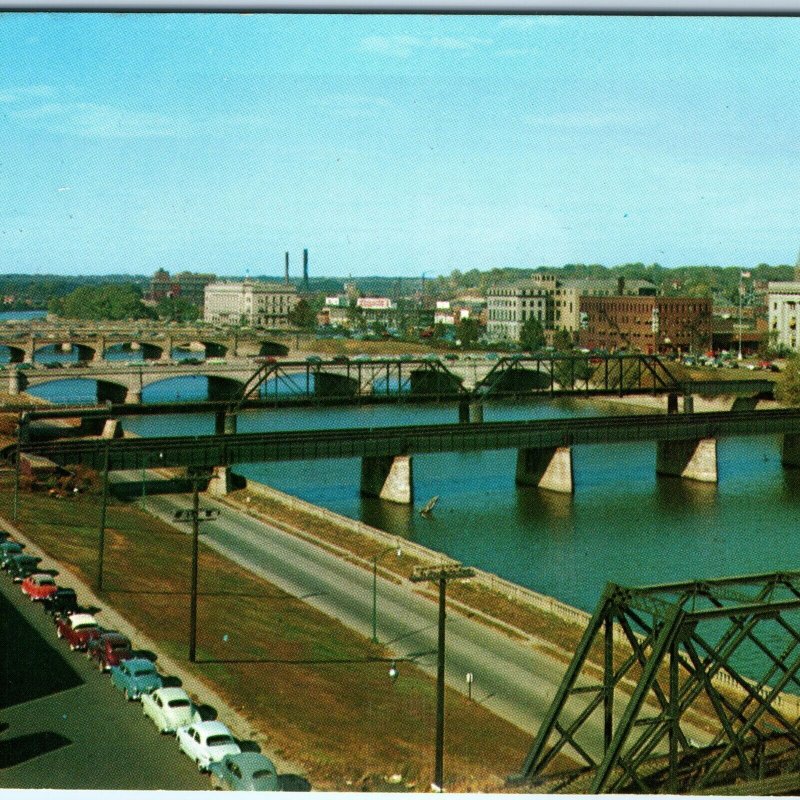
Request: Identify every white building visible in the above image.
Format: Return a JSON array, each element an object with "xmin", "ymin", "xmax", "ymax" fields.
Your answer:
[
  {"xmin": 204, "ymin": 279, "xmax": 299, "ymax": 329},
  {"xmin": 486, "ymin": 285, "xmax": 548, "ymax": 342},
  {"xmin": 768, "ymin": 281, "xmax": 800, "ymax": 351}
]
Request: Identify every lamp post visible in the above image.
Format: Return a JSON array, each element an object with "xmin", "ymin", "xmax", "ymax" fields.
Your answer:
[
  {"xmin": 371, "ymin": 544, "xmax": 401, "ymax": 644},
  {"xmin": 96, "ymin": 445, "xmax": 110, "ymax": 591},
  {"xmin": 410, "ymin": 562, "xmax": 475, "ymax": 792},
  {"xmin": 141, "ymin": 451, "xmax": 164, "ymax": 509},
  {"xmin": 173, "ymin": 470, "xmax": 220, "ymax": 662}
]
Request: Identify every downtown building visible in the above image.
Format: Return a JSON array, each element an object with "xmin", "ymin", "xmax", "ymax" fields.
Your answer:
[
  {"xmin": 203, "ymin": 279, "xmax": 299, "ymax": 329},
  {"xmin": 767, "ymin": 281, "xmax": 800, "ymax": 352},
  {"xmin": 147, "ymin": 269, "xmax": 216, "ymax": 309},
  {"xmin": 578, "ymin": 295, "xmax": 712, "ymax": 354}
]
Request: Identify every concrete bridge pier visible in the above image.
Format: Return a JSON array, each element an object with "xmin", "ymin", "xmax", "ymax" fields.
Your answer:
[
  {"xmin": 207, "ymin": 466, "xmax": 234, "ymax": 497},
  {"xmin": 214, "ymin": 412, "xmax": 238, "ymax": 435},
  {"xmin": 126, "ymin": 389, "xmax": 142, "ymax": 404},
  {"xmin": 8, "ymin": 369, "xmax": 21, "ymax": 396},
  {"xmin": 656, "ymin": 438, "xmax": 717, "ymax": 482},
  {"xmin": 458, "ymin": 399, "xmax": 470, "ymax": 424},
  {"xmin": 515, "ymin": 447, "xmax": 574, "ymax": 494},
  {"xmin": 93, "ymin": 337, "xmax": 106, "ymax": 362},
  {"xmin": 781, "ymin": 434, "xmax": 800, "ymax": 467},
  {"xmin": 667, "ymin": 393, "xmax": 679, "ymax": 414},
  {"xmin": 469, "ymin": 402, "xmax": 484, "ymax": 424},
  {"xmin": 683, "ymin": 395, "xmax": 695, "ymax": 413},
  {"xmin": 160, "ymin": 337, "xmax": 174, "ymax": 362},
  {"xmin": 360, "ymin": 455, "xmax": 413, "ymax": 504}
]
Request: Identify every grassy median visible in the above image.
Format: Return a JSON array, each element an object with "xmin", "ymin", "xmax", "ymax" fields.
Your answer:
[{"xmin": 0, "ymin": 473, "xmax": 537, "ymax": 791}]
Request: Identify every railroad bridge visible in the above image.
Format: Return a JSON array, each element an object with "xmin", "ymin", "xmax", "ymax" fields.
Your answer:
[{"xmin": 16, "ymin": 407, "xmax": 800, "ymax": 502}]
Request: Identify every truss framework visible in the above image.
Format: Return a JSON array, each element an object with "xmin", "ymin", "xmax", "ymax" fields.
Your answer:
[
  {"xmin": 230, "ymin": 357, "xmax": 467, "ymax": 413},
  {"xmin": 519, "ymin": 571, "xmax": 800, "ymax": 793},
  {"xmin": 474, "ymin": 354, "xmax": 679, "ymax": 398}
]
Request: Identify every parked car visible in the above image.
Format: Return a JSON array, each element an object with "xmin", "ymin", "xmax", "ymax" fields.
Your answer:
[
  {"xmin": 87, "ymin": 631, "xmax": 133, "ymax": 672},
  {"xmin": 20, "ymin": 573, "xmax": 58, "ymax": 601},
  {"xmin": 56, "ymin": 612, "xmax": 102, "ymax": 651},
  {"xmin": 176, "ymin": 720, "xmax": 241, "ymax": 772},
  {"xmin": 305, "ymin": 355, "xmax": 322, "ymax": 364},
  {"xmin": 43, "ymin": 587, "xmax": 80, "ymax": 618},
  {"xmin": 110, "ymin": 657, "xmax": 162, "ymax": 700},
  {"xmin": 0, "ymin": 539, "xmax": 25, "ymax": 561},
  {"xmin": 209, "ymin": 752, "xmax": 279, "ymax": 791},
  {"xmin": 331, "ymin": 355, "xmax": 349, "ymax": 364},
  {"xmin": 7, "ymin": 554, "xmax": 43, "ymax": 583},
  {"xmin": 141, "ymin": 687, "xmax": 202, "ymax": 734}
]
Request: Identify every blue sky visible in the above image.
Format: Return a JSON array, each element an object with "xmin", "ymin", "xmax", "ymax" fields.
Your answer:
[{"xmin": 1, "ymin": 13, "xmax": 800, "ymax": 278}]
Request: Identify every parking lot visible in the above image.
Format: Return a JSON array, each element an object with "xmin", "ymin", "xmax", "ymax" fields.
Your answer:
[{"xmin": 0, "ymin": 576, "xmax": 208, "ymax": 790}]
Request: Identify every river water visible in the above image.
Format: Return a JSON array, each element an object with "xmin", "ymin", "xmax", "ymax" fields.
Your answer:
[{"xmin": 26, "ymin": 375, "xmax": 799, "ymax": 619}]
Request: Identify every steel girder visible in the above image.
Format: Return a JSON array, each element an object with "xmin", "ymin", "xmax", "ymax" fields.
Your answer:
[
  {"xmin": 474, "ymin": 354, "xmax": 680, "ymax": 398},
  {"xmin": 519, "ymin": 572, "xmax": 800, "ymax": 794}
]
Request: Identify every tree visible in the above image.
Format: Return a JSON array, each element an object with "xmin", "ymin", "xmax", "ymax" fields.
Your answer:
[
  {"xmin": 776, "ymin": 355, "xmax": 800, "ymax": 406},
  {"xmin": 520, "ymin": 317, "xmax": 546, "ymax": 351},
  {"xmin": 156, "ymin": 296, "xmax": 199, "ymax": 322},
  {"xmin": 552, "ymin": 329, "xmax": 573, "ymax": 352},
  {"xmin": 456, "ymin": 317, "xmax": 480, "ymax": 347},
  {"xmin": 52, "ymin": 283, "xmax": 153, "ymax": 321},
  {"xmin": 288, "ymin": 299, "xmax": 317, "ymax": 330}
]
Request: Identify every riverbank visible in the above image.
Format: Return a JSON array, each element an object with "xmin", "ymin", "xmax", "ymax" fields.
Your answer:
[{"xmin": 0, "ymin": 473, "xmax": 532, "ymax": 791}]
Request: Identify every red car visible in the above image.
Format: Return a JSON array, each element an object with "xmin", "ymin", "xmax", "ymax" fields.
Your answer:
[
  {"xmin": 56, "ymin": 613, "xmax": 102, "ymax": 651},
  {"xmin": 20, "ymin": 573, "xmax": 58, "ymax": 602},
  {"xmin": 87, "ymin": 631, "xmax": 133, "ymax": 672}
]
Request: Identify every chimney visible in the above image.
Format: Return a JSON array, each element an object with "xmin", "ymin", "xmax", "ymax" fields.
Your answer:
[
  {"xmin": 284, "ymin": 252, "xmax": 290, "ymax": 284},
  {"xmin": 617, "ymin": 276, "xmax": 625, "ymax": 296},
  {"xmin": 303, "ymin": 248, "xmax": 309, "ymax": 289}
]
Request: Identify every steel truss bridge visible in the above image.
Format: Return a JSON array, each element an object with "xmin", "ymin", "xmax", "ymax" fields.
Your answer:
[
  {"xmin": 14, "ymin": 407, "xmax": 800, "ymax": 471},
  {"xmin": 10, "ymin": 353, "xmax": 775, "ymax": 418},
  {"xmin": 517, "ymin": 571, "xmax": 800, "ymax": 794}
]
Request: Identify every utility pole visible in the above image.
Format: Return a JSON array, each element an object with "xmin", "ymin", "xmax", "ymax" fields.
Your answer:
[
  {"xmin": 737, "ymin": 271, "xmax": 744, "ymax": 361},
  {"xmin": 96, "ymin": 445, "xmax": 110, "ymax": 591},
  {"xmin": 173, "ymin": 470, "xmax": 220, "ymax": 662},
  {"xmin": 409, "ymin": 562, "xmax": 475, "ymax": 791}
]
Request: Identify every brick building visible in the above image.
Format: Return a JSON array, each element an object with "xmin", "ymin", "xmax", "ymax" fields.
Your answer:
[{"xmin": 579, "ymin": 296, "xmax": 712, "ymax": 354}]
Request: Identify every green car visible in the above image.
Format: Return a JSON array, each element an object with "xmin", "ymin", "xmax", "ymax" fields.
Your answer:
[{"xmin": 209, "ymin": 753, "xmax": 280, "ymax": 791}]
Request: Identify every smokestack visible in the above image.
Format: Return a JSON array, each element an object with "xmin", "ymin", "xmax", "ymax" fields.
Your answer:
[
  {"xmin": 284, "ymin": 252, "xmax": 290, "ymax": 284},
  {"xmin": 303, "ymin": 248, "xmax": 309, "ymax": 289}
]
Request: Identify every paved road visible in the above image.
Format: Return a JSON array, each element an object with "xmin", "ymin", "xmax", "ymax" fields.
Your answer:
[
  {"xmin": 0, "ymin": 568, "xmax": 208, "ymax": 790},
  {"xmin": 144, "ymin": 493, "xmax": 631, "ymax": 763}
]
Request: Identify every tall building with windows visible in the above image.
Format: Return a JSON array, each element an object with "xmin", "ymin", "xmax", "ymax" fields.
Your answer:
[
  {"xmin": 768, "ymin": 281, "xmax": 800, "ymax": 351},
  {"xmin": 204, "ymin": 279, "xmax": 299, "ymax": 329},
  {"xmin": 147, "ymin": 270, "xmax": 215, "ymax": 308}
]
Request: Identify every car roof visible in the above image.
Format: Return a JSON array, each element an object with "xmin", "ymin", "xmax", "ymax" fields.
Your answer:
[
  {"xmin": 195, "ymin": 720, "xmax": 232, "ymax": 736},
  {"xmin": 123, "ymin": 657, "xmax": 155, "ymax": 670},
  {"xmin": 30, "ymin": 573, "xmax": 55, "ymax": 582},
  {"xmin": 68, "ymin": 613, "xmax": 97, "ymax": 626},
  {"xmin": 154, "ymin": 687, "xmax": 191, "ymax": 702},
  {"xmin": 100, "ymin": 631, "xmax": 129, "ymax": 643},
  {"xmin": 227, "ymin": 752, "xmax": 276, "ymax": 771}
]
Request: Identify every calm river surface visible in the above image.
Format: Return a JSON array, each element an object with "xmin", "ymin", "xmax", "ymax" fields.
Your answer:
[{"xmin": 25, "ymin": 375, "xmax": 797, "ymax": 616}]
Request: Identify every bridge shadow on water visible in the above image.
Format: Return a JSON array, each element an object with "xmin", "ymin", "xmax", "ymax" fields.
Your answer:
[
  {"xmin": 0, "ymin": 593, "xmax": 82, "ymax": 711},
  {"xmin": 653, "ymin": 474, "xmax": 718, "ymax": 513}
]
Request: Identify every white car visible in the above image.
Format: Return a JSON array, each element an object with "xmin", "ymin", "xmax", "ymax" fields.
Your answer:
[
  {"xmin": 176, "ymin": 720, "xmax": 241, "ymax": 771},
  {"xmin": 142, "ymin": 687, "xmax": 202, "ymax": 734}
]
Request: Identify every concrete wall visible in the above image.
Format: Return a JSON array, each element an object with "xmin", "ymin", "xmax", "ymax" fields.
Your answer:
[
  {"xmin": 360, "ymin": 455, "xmax": 413, "ymax": 504},
  {"xmin": 656, "ymin": 438, "xmax": 718, "ymax": 482},
  {"xmin": 515, "ymin": 447, "xmax": 574, "ymax": 494}
]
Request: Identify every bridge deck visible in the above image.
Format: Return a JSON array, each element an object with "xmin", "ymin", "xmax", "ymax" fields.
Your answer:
[{"xmin": 18, "ymin": 407, "xmax": 800, "ymax": 471}]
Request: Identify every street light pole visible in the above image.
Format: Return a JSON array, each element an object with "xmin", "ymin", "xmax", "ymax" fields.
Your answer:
[
  {"xmin": 410, "ymin": 562, "xmax": 475, "ymax": 792},
  {"xmin": 371, "ymin": 544, "xmax": 401, "ymax": 643}
]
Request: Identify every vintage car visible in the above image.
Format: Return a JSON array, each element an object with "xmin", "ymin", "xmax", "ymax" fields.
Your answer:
[
  {"xmin": 141, "ymin": 687, "xmax": 202, "ymax": 734},
  {"xmin": 0, "ymin": 541, "xmax": 25, "ymax": 568},
  {"xmin": 56, "ymin": 612, "xmax": 102, "ymax": 651},
  {"xmin": 20, "ymin": 573, "xmax": 58, "ymax": 601},
  {"xmin": 86, "ymin": 631, "xmax": 133, "ymax": 672},
  {"xmin": 110, "ymin": 657, "xmax": 162, "ymax": 700},
  {"xmin": 42, "ymin": 587, "xmax": 80, "ymax": 618},
  {"xmin": 176, "ymin": 720, "xmax": 241, "ymax": 771},
  {"xmin": 7, "ymin": 554, "xmax": 43, "ymax": 583},
  {"xmin": 209, "ymin": 752, "xmax": 280, "ymax": 791}
]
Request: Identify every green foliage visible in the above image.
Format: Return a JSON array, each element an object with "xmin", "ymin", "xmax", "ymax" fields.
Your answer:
[
  {"xmin": 552, "ymin": 329, "xmax": 573, "ymax": 352},
  {"xmin": 456, "ymin": 317, "xmax": 480, "ymax": 346},
  {"xmin": 50, "ymin": 283, "xmax": 153, "ymax": 321},
  {"xmin": 776, "ymin": 355, "xmax": 800, "ymax": 406},
  {"xmin": 519, "ymin": 317, "xmax": 546, "ymax": 351},
  {"xmin": 288, "ymin": 299, "xmax": 317, "ymax": 330},
  {"xmin": 156, "ymin": 296, "xmax": 199, "ymax": 322}
]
